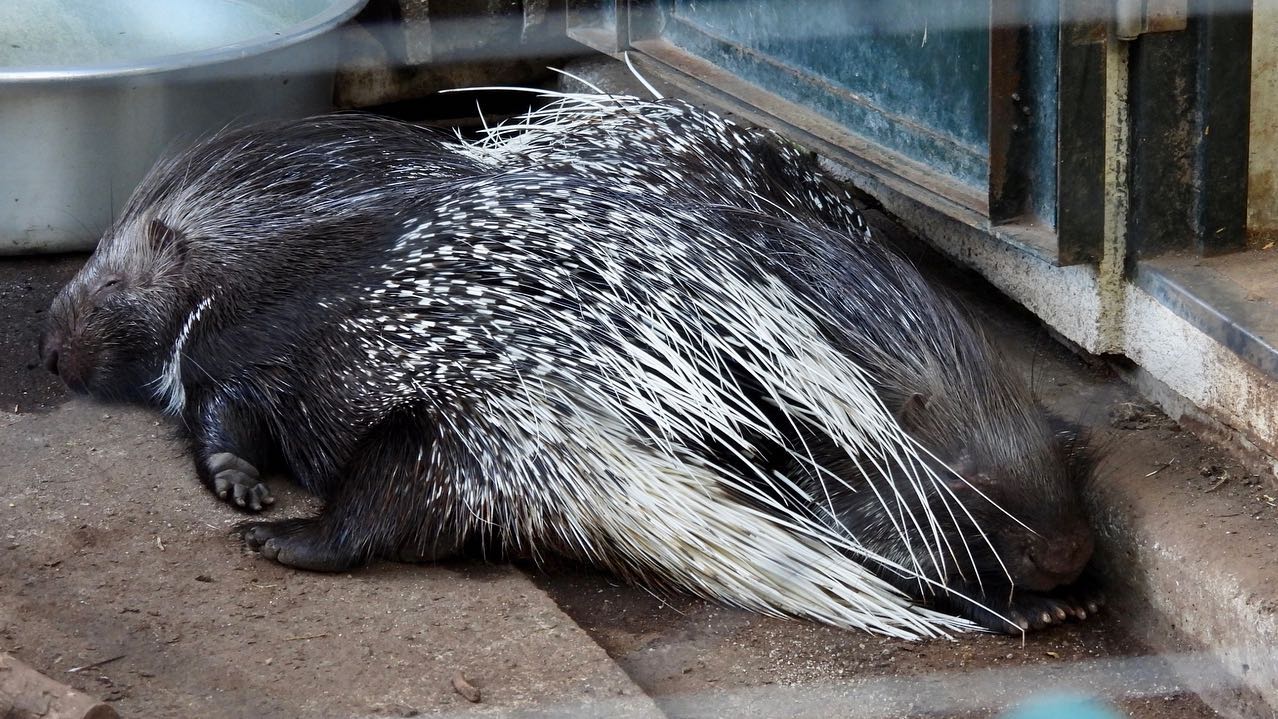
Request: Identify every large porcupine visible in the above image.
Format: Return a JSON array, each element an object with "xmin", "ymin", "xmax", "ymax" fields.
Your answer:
[
  {"xmin": 457, "ymin": 83, "xmax": 1103, "ymax": 624},
  {"xmin": 41, "ymin": 114, "xmax": 1097, "ymax": 638}
]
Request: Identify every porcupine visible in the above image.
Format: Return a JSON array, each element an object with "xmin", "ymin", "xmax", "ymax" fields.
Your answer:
[
  {"xmin": 39, "ymin": 114, "xmax": 1095, "ymax": 638},
  {"xmin": 453, "ymin": 82, "xmax": 1105, "ymax": 631}
]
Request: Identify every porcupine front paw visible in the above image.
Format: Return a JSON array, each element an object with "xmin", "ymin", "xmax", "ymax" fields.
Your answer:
[
  {"xmin": 239, "ymin": 518, "xmax": 365, "ymax": 572},
  {"xmin": 961, "ymin": 574, "xmax": 1106, "ymax": 634},
  {"xmin": 998, "ymin": 590, "xmax": 1104, "ymax": 633},
  {"xmin": 207, "ymin": 452, "xmax": 274, "ymax": 512}
]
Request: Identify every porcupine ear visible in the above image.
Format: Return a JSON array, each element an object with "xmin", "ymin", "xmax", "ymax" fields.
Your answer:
[
  {"xmin": 896, "ymin": 393, "xmax": 990, "ymax": 491},
  {"xmin": 147, "ymin": 218, "xmax": 187, "ymax": 264},
  {"xmin": 896, "ymin": 392, "xmax": 930, "ymax": 431}
]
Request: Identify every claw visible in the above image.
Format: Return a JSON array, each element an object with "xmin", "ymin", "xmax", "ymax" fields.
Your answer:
[{"xmin": 207, "ymin": 455, "xmax": 273, "ymax": 513}]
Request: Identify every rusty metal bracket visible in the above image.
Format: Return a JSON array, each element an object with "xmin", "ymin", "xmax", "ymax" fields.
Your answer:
[{"xmin": 1116, "ymin": 0, "xmax": 1189, "ymax": 40}]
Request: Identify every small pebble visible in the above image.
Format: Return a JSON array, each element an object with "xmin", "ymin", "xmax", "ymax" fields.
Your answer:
[{"xmin": 451, "ymin": 671, "xmax": 481, "ymax": 703}]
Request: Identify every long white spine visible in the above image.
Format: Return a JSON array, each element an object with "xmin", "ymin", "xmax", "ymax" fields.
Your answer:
[{"xmin": 151, "ymin": 295, "xmax": 213, "ymax": 416}]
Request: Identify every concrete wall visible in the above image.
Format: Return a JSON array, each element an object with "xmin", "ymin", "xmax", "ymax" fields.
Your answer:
[
  {"xmin": 1251, "ymin": 0, "xmax": 1278, "ymax": 242},
  {"xmin": 334, "ymin": 0, "xmax": 582, "ymax": 108}
]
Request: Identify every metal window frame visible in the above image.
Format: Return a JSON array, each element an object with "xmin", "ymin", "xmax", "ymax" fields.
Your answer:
[{"xmin": 565, "ymin": 0, "xmax": 1111, "ymax": 267}]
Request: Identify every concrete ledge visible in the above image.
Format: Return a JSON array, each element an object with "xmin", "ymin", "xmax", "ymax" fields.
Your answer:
[
  {"xmin": 0, "ymin": 401, "xmax": 663, "ymax": 718},
  {"xmin": 1120, "ymin": 279, "xmax": 1278, "ymax": 469},
  {"xmin": 1088, "ymin": 423, "xmax": 1278, "ymax": 718}
]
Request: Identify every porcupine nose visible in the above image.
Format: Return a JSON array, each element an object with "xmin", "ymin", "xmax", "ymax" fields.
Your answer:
[
  {"xmin": 1027, "ymin": 532, "xmax": 1094, "ymax": 588},
  {"xmin": 39, "ymin": 330, "xmax": 62, "ymax": 375},
  {"xmin": 39, "ymin": 328, "xmax": 90, "ymax": 393}
]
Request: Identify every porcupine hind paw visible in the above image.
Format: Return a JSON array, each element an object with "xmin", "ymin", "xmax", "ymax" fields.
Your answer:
[
  {"xmin": 1045, "ymin": 569, "xmax": 1107, "ymax": 624},
  {"xmin": 207, "ymin": 452, "xmax": 274, "ymax": 512},
  {"xmin": 239, "ymin": 518, "xmax": 366, "ymax": 572}
]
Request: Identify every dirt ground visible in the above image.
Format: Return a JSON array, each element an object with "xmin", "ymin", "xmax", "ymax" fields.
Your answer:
[
  {"xmin": 2, "ymin": 214, "xmax": 1260, "ymax": 717},
  {"xmin": 0, "ymin": 253, "xmax": 78, "ymax": 413},
  {"xmin": 1, "ymin": 399, "xmax": 662, "ymax": 719},
  {"xmin": 533, "ymin": 565, "xmax": 1218, "ymax": 719}
]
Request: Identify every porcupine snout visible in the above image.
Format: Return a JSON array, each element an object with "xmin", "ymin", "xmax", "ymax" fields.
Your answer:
[
  {"xmin": 1019, "ymin": 529, "xmax": 1093, "ymax": 592},
  {"xmin": 39, "ymin": 329, "xmax": 62, "ymax": 375},
  {"xmin": 1027, "ymin": 531, "xmax": 1088, "ymax": 587},
  {"xmin": 40, "ymin": 270, "xmax": 129, "ymax": 397},
  {"xmin": 38, "ymin": 324, "xmax": 91, "ymax": 393}
]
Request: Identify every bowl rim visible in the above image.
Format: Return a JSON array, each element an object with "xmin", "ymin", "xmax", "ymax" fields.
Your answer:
[{"xmin": 0, "ymin": 0, "xmax": 369, "ymax": 83}]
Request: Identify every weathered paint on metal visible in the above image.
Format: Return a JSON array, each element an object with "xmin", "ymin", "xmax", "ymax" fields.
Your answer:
[
  {"xmin": 1195, "ymin": 1, "xmax": 1252, "ymax": 257},
  {"xmin": 1126, "ymin": 3, "xmax": 1252, "ymax": 259},
  {"xmin": 1055, "ymin": 1, "xmax": 1107, "ymax": 266},
  {"xmin": 1097, "ymin": 36, "xmax": 1132, "ymax": 354},
  {"xmin": 619, "ymin": 0, "xmax": 1073, "ymax": 259},
  {"xmin": 1023, "ymin": 0, "xmax": 1060, "ymax": 226},
  {"xmin": 988, "ymin": 1, "xmax": 1026, "ymax": 222},
  {"xmin": 1248, "ymin": 0, "xmax": 1278, "ymax": 242},
  {"xmin": 653, "ymin": 0, "xmax": 993, "ymax": 189},
  {"xmin": 989, "ymin": 0, "xmax": 1063, "ymax": 230},
  {"xmin": 1127, "ymin": 28, "xmax": 1200, "ymax": 258}
]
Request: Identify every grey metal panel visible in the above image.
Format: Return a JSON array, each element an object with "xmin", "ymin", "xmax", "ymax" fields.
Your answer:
[
  {"xmin": 1024, "ymin": 0, "xmax": 1060, "ymax": 225},
  {"xmin": 1054, "ymin": 6, "xmax": 1107, "ymax": 266},
  {"xmin": 1128, "ymin": 5, "xmax": 1253, "ymax": 260},
  {"xmin": 569, "ymin": 0, "xmax": 1110, "ymax": 263},
  {"xmin": 655, "ymin": 0, "xmax": 991, "ymax": 188}
]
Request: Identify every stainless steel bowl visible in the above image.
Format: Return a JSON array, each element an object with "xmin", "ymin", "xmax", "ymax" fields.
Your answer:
[{"xmin": 0, "ymin": 0, "xmax": 369, "ymax": 254}]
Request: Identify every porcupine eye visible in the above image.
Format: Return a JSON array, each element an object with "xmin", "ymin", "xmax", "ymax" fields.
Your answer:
[{"xmin": 84, "ymin": 276, "xmax": 126, "ymax": 313}]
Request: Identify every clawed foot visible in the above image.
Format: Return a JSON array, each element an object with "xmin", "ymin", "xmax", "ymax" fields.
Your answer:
[
  {"xmin": 994, "ymin": 589, "xmax": 1105, "ymax": 633},
  {"xmin": 239, "ymin": 518, "xmax": 365, "ymax": 572},
  {"xmin": 207, "ymin": 452, "xmax": 274, "ymax": 511},
  {"xmin": 951, "ymin": 574, "xmax": 1106, "ymax": 634}
]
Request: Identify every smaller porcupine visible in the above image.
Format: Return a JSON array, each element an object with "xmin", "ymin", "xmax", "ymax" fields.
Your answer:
[{"xmin": 42, "ymin": 113, "xmax": 1098, "ymax": 637}]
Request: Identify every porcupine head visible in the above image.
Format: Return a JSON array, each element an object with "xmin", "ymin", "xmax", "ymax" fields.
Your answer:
[
  {"xmin": 772, "ymin": 214, "xmax": 1102, "ymax": 632},
  {"xmin": 861, "ymin": 325, "xmax": 1101, "ymax": 630},
  {"xmin": 38, "ymin": 195, "xmax": 323, "ymax": 407},
  {"xmin": 40, "ymin": 214, "xmax": 197, "ymax": 405},
  {"xmin": 37, "ymin": 115, "xmax": 449, "ymax": 404}
]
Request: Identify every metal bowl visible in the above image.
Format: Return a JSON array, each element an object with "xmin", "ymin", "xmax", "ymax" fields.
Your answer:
[{"xmin": 0, "ymin": 0, "xmax": 369, "ymax": 254}]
